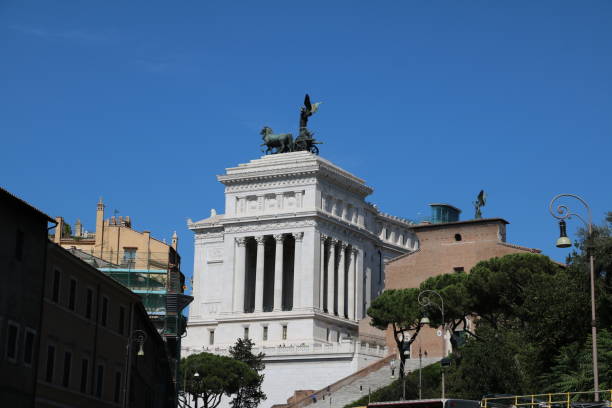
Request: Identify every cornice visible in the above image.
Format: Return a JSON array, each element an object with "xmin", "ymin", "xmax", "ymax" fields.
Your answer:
[{"xmin": 217, "ymin": 154, "xmax": 373, "ymax": 197}]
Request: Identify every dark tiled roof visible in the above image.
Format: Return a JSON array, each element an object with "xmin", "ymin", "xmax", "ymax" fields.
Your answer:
[{"xmin": 1, "ymin": 186, "xmax": 55, "ymax": 223}]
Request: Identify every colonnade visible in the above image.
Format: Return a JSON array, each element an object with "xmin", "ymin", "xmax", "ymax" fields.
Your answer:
[
  {"xmin": 319, "ymin": 234, "xmax": 358, "ymax": 320},
  {"xmin": 233, "ymin": 232, "xmax": 303, "ymax": 314}
]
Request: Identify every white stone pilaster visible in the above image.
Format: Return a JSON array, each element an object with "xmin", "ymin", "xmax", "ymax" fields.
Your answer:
[
  {"xmin": 319, "ymin": 234, "xmax": 327, "ymax": 311},
  {"xmin": 293, "ymin": 232, "xmax": 303, "ymax": 310},
  {"xmin": 327, "ymin": 239, "xmax": 336, "ymax": 314},
  {"xmin": 273, "ymin": 234, "xmax": 284, "ymax": 312},
  {"xmin": 233, "ymin": 237, "xmax": 247, "ymax": 313},
  {"xmin": 337, "ymin": 242, "xmax": 347, "ymax": 318},
  {"xmin": 254, "ymin": 236, "xmax": 265, "ymax": 313},
  {"xmin": 348, "ymin": 248, "xmax": 356, "ymax": 320}
]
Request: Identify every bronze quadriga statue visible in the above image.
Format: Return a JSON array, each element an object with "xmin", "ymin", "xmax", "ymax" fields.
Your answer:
[{"xmin": 261, "ymin": 94, "xmax": 323, "ymax": 155}]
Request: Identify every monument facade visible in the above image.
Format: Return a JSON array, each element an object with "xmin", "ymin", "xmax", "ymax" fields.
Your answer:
[{"xmin": 182, "ymin": 151, "xmax": 416, "ymax": 407}]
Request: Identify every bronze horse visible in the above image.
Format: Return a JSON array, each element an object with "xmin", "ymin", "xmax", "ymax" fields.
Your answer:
[{"xmin": 260, "ymin": 126, "xmax": 293, "ymax": 154}]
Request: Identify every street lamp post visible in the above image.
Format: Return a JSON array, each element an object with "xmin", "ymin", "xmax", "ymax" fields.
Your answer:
[
  {"xmin": 418, "ymin": 290, "xmax": 445, "ymax": 400},
  {"xmin": 122, "ymin": 330, "xmax": 147, "ymax": 408},
  {"xmin": 549, "ymin": 193, "xmax": 599, "ymax": 401},
  {"xmin": 193, "ymin": 372, "xmax": 200, "ymax": 408}
]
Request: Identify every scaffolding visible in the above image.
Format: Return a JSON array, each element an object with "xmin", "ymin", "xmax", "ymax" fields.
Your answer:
[{"xmin": 65, "ymin": 248, "xmax": 189, "ymax": 334}]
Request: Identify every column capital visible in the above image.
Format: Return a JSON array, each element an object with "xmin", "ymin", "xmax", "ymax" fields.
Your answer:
[
  {"xmin": 320, "ymin": 234, "xmax": 328, "ymax": 243},
  {"xmin": 273, "ymin": 234, "xmax": 284, "ymax": 242},
  {"xmin": 235, "ymin": 237, "xmax": 247, "ymax": 247},
  {"xmin": 330, "ymin": 238, "xmax": 340, "ymax": 245},
  {"xmin": 293, "ymin": 232, "xmax": 304, "ymax": 242},
  {"xmin": 255, "ymin": 236, "xmax": 266, "ymax": 245},
  {"xmin": 340, "ymin": 242, "xmax": 348, "ymax": 250},
  {"xmin": 351, "ymin": 247, "xmax": 359, "ymax": 256}
]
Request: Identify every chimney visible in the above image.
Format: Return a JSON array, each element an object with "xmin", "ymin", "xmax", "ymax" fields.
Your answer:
[
  {"xmin": 74, "ymin": 219, "xmax": 82, "ymax": 237},
  {"xmin": 95, "ymin": 197, "xmax": 105, "ymax": 257},
  {"xmin": 54, "ymin": 217, "xmax": 64, "ymax": 243}
]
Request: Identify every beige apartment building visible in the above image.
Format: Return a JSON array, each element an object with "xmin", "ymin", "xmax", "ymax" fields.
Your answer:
[
  {"xmin": 384, "ymin": 204, "xmax": 541, "ymax": 359},
  {"xmin": 53, "ymin": 198, "xmax": 178, "ymax": 271}
]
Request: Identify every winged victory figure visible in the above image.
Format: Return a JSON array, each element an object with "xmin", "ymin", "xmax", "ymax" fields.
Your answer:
[{"xmin": 473, "ymin": 190, "xmax": 487, "ymax": 219}]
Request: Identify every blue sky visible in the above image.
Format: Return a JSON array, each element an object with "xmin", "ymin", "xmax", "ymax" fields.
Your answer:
[{"xmin": 2, "ymin": 1, "xmax": 611, "ymax": 289}]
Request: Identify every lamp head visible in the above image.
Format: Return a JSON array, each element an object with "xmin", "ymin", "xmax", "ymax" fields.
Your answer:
[
  {"xmin": 556, "ymin": 220, "xmax": 572, "ymax": 248},
  {"xmin": 137, "ymin": 343, "xmax": 144, "ymax": 356},
  {"xmin": 420, "ymin": 317, "xmax": 430, "ymax": 325}
]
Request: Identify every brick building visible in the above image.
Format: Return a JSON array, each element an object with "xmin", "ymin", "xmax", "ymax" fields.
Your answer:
[{"xmin": 384, "ymin": 204, "xmax": 541, "ymax": 358}]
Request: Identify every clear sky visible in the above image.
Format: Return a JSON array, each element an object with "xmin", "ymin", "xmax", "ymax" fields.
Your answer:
[{"xmin": 2, "ymin": 1, "xmax": 611, "ymax": 290}]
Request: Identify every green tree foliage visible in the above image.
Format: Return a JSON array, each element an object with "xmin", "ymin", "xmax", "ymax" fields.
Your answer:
[
  {"xmin": 541, "ymin": 329, "xmax": 612, "ymax": 393},
  {"xmin": 368, "ymin": 288, "xmax": 425, "ymax": 377},
  {"xmin": 180, "ymin": 352, "xmax": 258, "ymax": 408},
  {"xmin": 229, "ymin": 338, "xmax": 266, "ymax": 408},
  {"xmin": 418, "ymin": 272, "xmax": 475, "ymax": 350},
  {"xmin": 446, "ymin": 325, "xmax": 529, "ymax": 399},
  {"xmin": 570, "ymin": 212, "xmax": 612, "ymax": 328}
]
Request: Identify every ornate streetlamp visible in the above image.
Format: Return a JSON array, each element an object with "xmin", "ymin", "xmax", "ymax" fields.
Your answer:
[
  {"xmin": 549, "ymin": 193, "xmax": 599, "ymax": 401},
  {"xmin": 123, "ymin": 330, "xmax": 147, "ymax": 408},
  {"xmin": 418, "ymin": 290, "xmax": 446, "ymax": 399}
]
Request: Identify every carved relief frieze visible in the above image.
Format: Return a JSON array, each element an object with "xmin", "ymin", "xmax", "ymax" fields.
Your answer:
[
  {"xmin": 224, "ymin": 176, "xmax": 317, "ymax": 192},
  {"xmin": 225, "ymin": 219, "xmax": 317, "ymax": 234}
]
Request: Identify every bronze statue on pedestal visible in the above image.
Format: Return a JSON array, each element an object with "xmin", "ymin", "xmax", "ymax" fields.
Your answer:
[{"xmin": 260, "ymin": 94, "xmax": 323, "ymax": 155}]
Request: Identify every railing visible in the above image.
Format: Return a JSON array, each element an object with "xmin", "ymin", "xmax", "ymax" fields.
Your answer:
[
  {"xmin": 183, "ymin": 341, "xmax": 388, "ymax": 358},
  {"xmin": 481, "ymin": 391, "xmax": 612, "ymax": 408}
]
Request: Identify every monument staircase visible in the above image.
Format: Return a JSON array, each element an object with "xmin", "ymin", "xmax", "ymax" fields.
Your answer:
[{"xmin": 283, "ymin": 355, "xmax": 439, "ymax": 408}]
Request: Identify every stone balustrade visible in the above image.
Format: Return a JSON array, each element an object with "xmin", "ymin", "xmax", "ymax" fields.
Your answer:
[{"xmin": 182, "ymin": 341, "xmax": 388, "ymax": 358}]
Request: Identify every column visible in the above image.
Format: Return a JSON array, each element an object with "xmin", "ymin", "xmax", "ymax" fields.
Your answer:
[
  {"xmin": 327, "ymin": 239, "xmax": 336, "ymax": 314},
  {"xmin": 347, "ymin": 248, "xmax": 356, "ymax": 320},
  {"xmin": 273, "ymin": 235, "xmax": 284, "ymax": 311},
  {"xmin": 319, "ymin": 234, "xmax": 327, "ymax": 311},
  {"xmin": 233, "ymin": 237, "xmax": 247, "ymax": 313},
  {"xmin": 254, "ymin": 236, "xmax": 265, "ymax": 313},
  {"xmin": 337, "ymin": 242, "xmax": 346, "ymax": 318},
  {"xmin": 293, "ymin": 232, "xmax": 304, "ymax": 310}
]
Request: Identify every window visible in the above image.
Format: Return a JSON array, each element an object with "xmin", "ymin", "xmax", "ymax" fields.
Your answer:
[
  {"xmin": 62, "ymin": 351, "xmax": 72, "ymax": 387},
  {"xmin": 23, "ymin": 329, "xmax": 35, "ymax": 366},
  {"xmin": 52, "ymin": 270, "xmax": 61, "ymax": 303},
  {"xmin": 209, "ymin": 330, "xmax": 215, "ymax": 345},
  {"xmin": 101, "ymin": 297, "xmax": 108, "ymax": 327},
  {"xmin": 68, "ymin": 278, "xmax": 77, "ymax": 311},
  {"xmin": 262, "ymin": 326, "xmax": 268, "ymax": 341},
  {"xmin": 95, "ymin": 364, "xmax": 104, "ymax": 398},
  {"xmin": 453, "ymin": 267, "xmax": 464, "ymax": 273},
  {"xmin": 85, "ymin": 288, "xmax": 93, "ymax": 319},
  {"xmin": 6, "ymin": 322, "xmax": 19, "ymax": 362},
  {"xmin": 282, "ymin": 325, "xmax": 287, "ymax": 340},
  {"xmin": 122, "ymin": 248, "xmax": 137, "ymax": 268},
  {"xmin": 113, "ymin": 371, "xmax": 122, "ymax": 403},
  {"xmin": 45, "ymin": 345, "xmax": 56, "ymax": 383},
  {"xmin": 454, "ymin": 233, "xmax": 462, "ymax": 242},
  {"xmin": 243, "ymin": 327, "xmax": 249, "ymax": 339},
  {"xmin": 118, "ymin": 306, "xmax": 125, "ymax": 335},
  {"xmin": 326, "ymin": 328, "xmax": 330, "ymax": 342},
  {"xmin": 15, "ymin": 229, "xmax": 24, "ymax": 261},
  {"xmin": 80, "ymin": 358, "xmax": 89, "ymax": 393}
]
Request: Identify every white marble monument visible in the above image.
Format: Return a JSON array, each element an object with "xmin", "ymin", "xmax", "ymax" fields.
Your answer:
[{"xmin": 183, "ymin": 151, "xmax": 416, "ymax": 407}]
